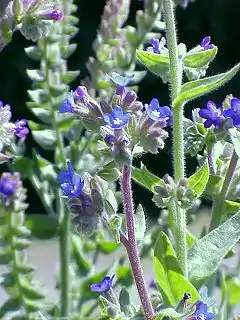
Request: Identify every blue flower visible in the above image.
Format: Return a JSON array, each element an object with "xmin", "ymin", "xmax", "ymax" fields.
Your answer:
[
  {"xmin": 59, "ymin": 91, "xmax": 75, "ymax": 113},
  {"xmin": 145, "ymin": 98, "xmax": 172, "ymax": 126},
  {"xmin": 103, "ymin": 106, "xmax": 130, "ymax": 129},
  {"xmin": 57, "ymin": 161, "xmax": 84, "ymax": 198},
  {"xmin": 192, "ymin": 301, "xmax": 215, "ymax": 320},
  {"xmin": 200, "ymin": 36, "xmax": 214, "ymax": 50},
  {"xmin": 223, "ymin": 97, "xmax": 240, "ymax": 127},
  {"xmin": 198, "ymin": 101, "xmax": 222, "ymax": 128},
  {"xmin": 151, "ymin": 38, "xmax": 161, "ymax": 54},
  {"xmin": 90, "ymin": 275, "xmax": 115, "ymax": 294},
  {"xmin": 14, "ymin": 119, "xmax": 29, "ymax": 138},
  {"xmin": 0, "ymin": 175, "xmax": 17, "ymax": 200}
]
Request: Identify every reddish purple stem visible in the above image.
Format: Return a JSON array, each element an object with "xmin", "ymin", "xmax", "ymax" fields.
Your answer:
[{"xmin": 121, "ymin": 164, "xmax": 154, "ymax": 320}]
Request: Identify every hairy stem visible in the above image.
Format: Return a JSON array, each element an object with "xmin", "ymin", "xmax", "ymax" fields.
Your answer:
[
  {"xmin": 209, "ymin": 149, "xmax": 238, "ymax": 231},
  {"xmin": 121, "ymin": 165, "xmax": 154, "ymax": 320},
  {"xmin": 163, "ymin": 0, "xmax": 187, "ymax": 277},
  {"xmin": 43, "ymin": 40, "xmax": 70, "ymax": 316}
]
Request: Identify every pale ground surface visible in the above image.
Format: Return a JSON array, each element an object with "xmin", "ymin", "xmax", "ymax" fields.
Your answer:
[{"xmin": 0, "ymin": 210, "xmax": 239, "ymax": 316}]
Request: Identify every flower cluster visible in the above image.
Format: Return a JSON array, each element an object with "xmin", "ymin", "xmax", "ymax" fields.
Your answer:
[
  {"xmin": 0, "ymin": 172, "xmax": 27, "ymax": 209},
  {"xmin": 0, "ymin": 0, "xmax": 64, "ymax": 46},
  {"xmin": 57, "ymin": 162, "xmax": 105, "ymax": 235},
  {"xmin": 0, "ymin": 101, "xmax": 29, "ymax": 162},
  {"xmin": 198, "ymin": 96, "xmax": 240, "ymax": 129},
  {"xmin": 59, "ymin": 75, "xmax": 173, "ymax": 162}
]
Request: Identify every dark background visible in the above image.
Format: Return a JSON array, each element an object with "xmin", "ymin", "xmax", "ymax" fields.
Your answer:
[{"xmin": 0, "ymin": 0, "xmax": 239, "ymax": 216}]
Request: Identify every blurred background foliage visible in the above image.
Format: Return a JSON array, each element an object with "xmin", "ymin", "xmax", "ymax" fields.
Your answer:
[{"xmin": 0, "ymin": 0, "xmax": 239, "ymax": 215}]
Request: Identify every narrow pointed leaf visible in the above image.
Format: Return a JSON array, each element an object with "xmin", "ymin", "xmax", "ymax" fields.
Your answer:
[
  {"xmin": 188, "ymin": 210, "xmax": 240, "ymax": 283},
  {"xmin": 132, "ymin": 163, "xmax": 163, "ymax": 193},
  {"xmin": 174, "ymin": 63, "xmax": 240, "ymax": 107}
]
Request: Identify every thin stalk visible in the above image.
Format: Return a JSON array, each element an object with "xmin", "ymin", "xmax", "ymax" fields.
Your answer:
[
  {"xmin": 163, "ymin": 0, "xmax": 187, "ymax": 277},
  {"xmin": 207, "ymin": 144, "xmax": 216, "ymax": 174},
  {"xmin": 43, "ymin": 40, "xmax": 70, "ymax": 316},
  {"xmin": 121, "ymin": 165, "xmax": 154, "ymax": 320},
  {"xmin": 209, "ymin": 149, "xmax": 238, "ymax": 231}
]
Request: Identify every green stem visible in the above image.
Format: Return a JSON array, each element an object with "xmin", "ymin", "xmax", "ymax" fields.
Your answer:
[
  {"xmin": 43, "ymin": 40, "xmax": 70, "ymax": 316},
  {"xmin": 163, "ymin": 0, "xmax": 187, "ymax": 277},
  {"xmin": 209, "ymin": 149, "xmax": 238, "ymax": 231},
  {"xmin": 59, "ymin": 197, "xmax": 71, "ymax": 317}
]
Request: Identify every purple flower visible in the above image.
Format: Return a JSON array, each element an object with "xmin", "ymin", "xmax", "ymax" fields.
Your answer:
[
  {"xmin": 75, "ymin": 86, "xmax": 88, "ymax": 99},
  {"xmin": 223, "ymin": 97, "xmax": 240, "ymax": 127},
  {"xmin": 50, "ymin": 9, "xmax": 64, "ymax": 21},
  {"xmin": 151, "ymin": 38, "xmax": 160, "ymax": 54},
  {"xmin": 192, "ymin": 301, "xmax": 215, "ymax": 320},
  {"xmin": 0, "ymin": 175, "xmax": 17, "ymax": 200},
  {"xmin": 14, "ymin": 119, "xmax": 29, "ymax": 138},
  {"xmin": 59, "ymin": 91, "xmax": 75, "ymax": 113},
  {"xmin": 90, "ymin": 275, "xmax": 115, "ymax": 294},
  {"xmin": 103, "ymin": 106, "xmax": 130, "ymax": 129},
  {"xmin": 200, "ymin": 36, "xmax": 214, "ymax": 50},
  {"xmin": 57, "ymin": 161, "xmax": 84, "ymax": 199},
  {"xmin": 198, "ymin": 101, "xmax": 222, "ymax": 128},
  {"xmin": 145, "ymin": 98, "xmax": 172, "ymax": 126}
]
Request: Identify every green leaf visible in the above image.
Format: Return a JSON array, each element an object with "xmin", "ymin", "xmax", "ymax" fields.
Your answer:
[
  {"xmin": 25, "ymin": 214, "xmax": 58, "ymax": 239},
  {"xmin": 136, "ymin": 50, "xmax": 169, "ymax": 82},
  {"xmin": 186, "ymin": 231, "xmax": 197, "ymax": 248},
  {"xmin": 188, "ymin": 162, "xmax": 209, "ymax": 196},
  {"xmin": 226, "ymin": 278, "xmax": 240, "ymax": 305},
  {"xmin": 188, "ymin": 210, "xmax": 240, "ymax": 283},
  {"xmin": 26, "ymin": 69, "xmax": 45, "ymax": 82},
  {"xmin": 31, "ymin": 129, "xmax": 56, "ymax": 150},
  {"xmin": 31, "ymin": 108, "xmax": 51, "ymax": 124},
  {"xmin": 174, "ymin": 63, "xmax": 240, "ymax": 107},
  {"xmin": 154, "ymin": 232, "xmax": 200, "ymax": 306},
  {"xmin": 223, "ymin": 200, "xmax": 240, "ymax": 215},
  {"xmin": 28, "ymin": 89, "xmax": 48, "ymax": 104},
  {"xmin": 154, "ymin": 308, "xmax": 183, "ymax": 320},
  {"xmin": 71, "ymin": 234, "xmax": 91, "ymax": 275},
  {"xmin": 134, "ymin": 204, "xmax": 146, "ymax": 242},
  {"xmin": 61, "ymin": 71, "xmax": 80, "ymax": 84},
  {"xmin": 183, "ymin": 47, "xmax": 218, "ymax": 68},
  {"xmin": 11, "ymin": 156, "xmax": 33, "ymax": 178},
  {"xmin": 229, "ymin": 128, "xmax": 240, "ymax": 158},
  {"xmin": 132, "ymin": 163, "xmax": 163, "ymax": 193},
  {"xmin": 21, "ymin": 281, "xmax": 46, "ymax": 300},
  {"xmin": 0, "ymin": 298, "xmax": 21, "ymax": 317},
  {"xmin": 98, "ymin": 161, "xmax": 120, "ymax": 182},
  {"xmin": 98, "ymin": 240, "xmax": 120, "ymax": 254},
  {"xmin": 25, "ymin": 46, "xmax": 42, "ymax": 61}
]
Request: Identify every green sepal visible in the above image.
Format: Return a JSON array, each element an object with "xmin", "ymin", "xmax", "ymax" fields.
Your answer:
[{"xmin": 183, "ymin": 46, "xmax": 218, "ymax": 68}]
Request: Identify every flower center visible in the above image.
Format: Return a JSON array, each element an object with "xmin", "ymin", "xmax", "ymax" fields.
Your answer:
[
  {"xmin": 151, "ymin": 110, "xmax": 160, "ymax": 119},
  {"xmin": 113, "ymin": 118, "xmax": 122, "ymax": 125}
]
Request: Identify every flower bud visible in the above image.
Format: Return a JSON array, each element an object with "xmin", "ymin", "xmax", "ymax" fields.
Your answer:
[{"xmin": 122, "ymin": 90, "xmax": 137, "ymax": 108}]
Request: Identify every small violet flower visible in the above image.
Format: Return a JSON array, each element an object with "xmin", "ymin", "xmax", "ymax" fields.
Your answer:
[
  {"xmin": 90, "ymin": 275, "xmax": 115, "ymax": 294},
  {"xmin": 57, "ymin": 161, "xmax": 84, "ymax": 199},
  {"xmin": 50, "ymin": 9, "xmax": 64, "ymax": 21},
  {"xmin": 198, "ymin": 101, "xmax": 222, "ymax": 128},
  {"xmin": 191, "ymin": 301, "xmax": 215, "ymax": 320},
  {"xmin": 103, "ymin": 106, "xmax": 130, "ymax": 129},
  {"xmin": 148, "ymin": 37, "xmax": 167, "ymax": 54},
  {"xmin": 14, "ymin": 119, "xmax": 29, "ymax": 138},
  {"xmin": 59, "ymin": 91, "xmax": 75, "ymax": 113},
  {"xmin": 145, "ymin": 98, "xmax": 172, "ymax": 126},
  {"xmin": 223, "ymin": 97, "xmax": 240, "ymax": 127},
  {"xmin": 0, "ymin": 175, "xmax": 17, "ymax": 200},
  {"xmin": 200, "ymin": 36, "xmax": 214, "ymax": 50}
]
